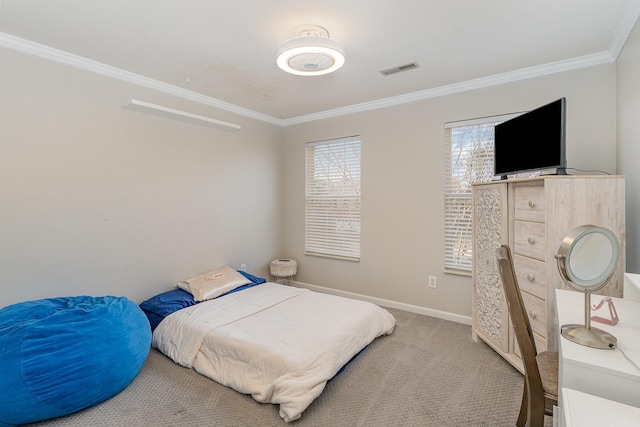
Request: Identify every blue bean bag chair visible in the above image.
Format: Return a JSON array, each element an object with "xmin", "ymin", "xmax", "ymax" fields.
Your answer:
[{"xmin": 0, "ymin": 295, "xmax": 151, "ymax": 426}]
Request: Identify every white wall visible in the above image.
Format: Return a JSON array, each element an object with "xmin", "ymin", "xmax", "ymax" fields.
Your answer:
[
  {"xmin": 283, "ymin": 65, "xmax": 617, "ymax": 318},
  {"xmin": 0, "ymin": 48, "xmax": 284, "ymax": 307},
  {"xmin": 1, "ymin": 40, "xmax": 629, "ymax": 320},
  {"xmin": 618, "ymin": 19, "xmax": 640, "ymax": 273}
]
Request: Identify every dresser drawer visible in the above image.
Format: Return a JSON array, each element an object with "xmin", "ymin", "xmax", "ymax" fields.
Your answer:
[
  {"xmin": 513, "ymin": 254, "xmax": 546, "ymax": 300},
  {"xmin": 513, "ymin": 221, "xmax": 546, "ymax": 261},
  {"xmin": 521, "ymin": 291, "xmax": 546, "ymax": 338},
  {"xmin": 513, "ymin": 184, "xmax": 545, "ymax": 222}
]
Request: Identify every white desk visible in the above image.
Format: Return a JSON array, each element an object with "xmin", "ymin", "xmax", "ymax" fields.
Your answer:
[
  {"xmin": 556, "ymin": 289, "xmax": 640, "ymax": 426},
  {"xmin": 562, "ymin": 388, "xmax": 640, "ymax": 427},
  {"xmin": 625, "ymin": 272, "xmax": 640, "ymax": 302}
]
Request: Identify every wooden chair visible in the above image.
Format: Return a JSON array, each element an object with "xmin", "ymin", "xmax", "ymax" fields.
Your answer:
[{"xmin": 496, "ymin": 245, "xmax": 558, "ymax": 427}]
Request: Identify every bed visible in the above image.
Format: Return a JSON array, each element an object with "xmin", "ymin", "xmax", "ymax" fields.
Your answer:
[{"xmin": 141, "ymin": 268, "xmax": 396, "ymax": 422}]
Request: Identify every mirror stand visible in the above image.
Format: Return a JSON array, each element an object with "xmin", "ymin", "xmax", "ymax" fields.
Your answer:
[
  {"xmin": 560, "ymin": 290, "xmax": 617, "ymax": 349},
  {"xmin": 555, "ymin": 224, "xmax": 619, "ymax": 350}
]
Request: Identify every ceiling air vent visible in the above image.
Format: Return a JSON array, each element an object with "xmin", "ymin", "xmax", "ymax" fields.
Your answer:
[{"xmin": 378, "ymin": 62, "xmax": 420, "ymax": 77}]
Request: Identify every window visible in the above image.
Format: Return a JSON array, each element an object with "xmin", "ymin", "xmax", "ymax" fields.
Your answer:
[
  {"xmin": 444, "ymin": 114, "xmax": 516, "ymax": 273},
  {"xmin": 305, "ymin": 136, "xmax": 361, "ymax": 261}
]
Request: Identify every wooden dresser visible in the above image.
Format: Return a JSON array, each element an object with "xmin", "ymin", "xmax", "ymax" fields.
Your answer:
[{"xmin": 471, "ymin": 175, "xmax": 625, "ymax": 372}]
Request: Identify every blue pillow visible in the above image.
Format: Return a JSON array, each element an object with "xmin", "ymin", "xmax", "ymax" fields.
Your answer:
[
  {"xmin": 0, "ymin": 296, "xmax": 151, "ymax": 426},
  {"xmin": 237, "ymin": 270, "xmax": 268, "ymax": 285},
  {"xmin": 140, "ymin": 288, "xmax": 197, "ymax": 331},
  {"xmin": 140, "ymin": 270, "xmax": 266, "ymax": 331}
]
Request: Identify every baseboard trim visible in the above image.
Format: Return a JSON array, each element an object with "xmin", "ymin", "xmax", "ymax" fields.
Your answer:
[{"xmin": 292, "ymin": 280, "xmax": 472, "ymax": 326}]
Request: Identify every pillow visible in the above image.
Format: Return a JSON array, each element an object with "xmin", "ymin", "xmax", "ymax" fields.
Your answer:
[
  {"xmin": 140, "ymin": 270, "xmax": 268, "ymax": 330},
  {"xmin": 179, "ymin": 265, "xmax": 251, "ymax": 301},
  {"xmin": 238, "ymin": 270, "xmax": 267, "ymax": 286},
  {"xmin": 139, "ymin": 288, "xmax": 198, "ymax": 331}
]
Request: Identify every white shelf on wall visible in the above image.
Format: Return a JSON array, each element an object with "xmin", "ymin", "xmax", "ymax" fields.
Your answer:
[{"xmin": 124, "ymin": 99, "xmax": 241, "ymax": 131}]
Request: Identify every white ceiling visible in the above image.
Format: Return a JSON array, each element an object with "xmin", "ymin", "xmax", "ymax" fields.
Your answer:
[{"xmin": 1, "ymin": 1, "xmax": 639, "ymax": 125}]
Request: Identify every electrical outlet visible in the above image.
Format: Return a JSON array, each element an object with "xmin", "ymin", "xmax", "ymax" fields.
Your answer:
[
  {"xmin": 240, "ymin": 263, "xmax": 247, "ymax": 272},
  {"xmin": 428, "ymin": 275, "xmax": 437, "ymax": 288}
]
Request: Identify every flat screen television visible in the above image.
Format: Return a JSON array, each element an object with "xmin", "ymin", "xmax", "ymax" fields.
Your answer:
[{"xmin": 494, "ymin": 97, "xmax": 566, "ymax": 178}]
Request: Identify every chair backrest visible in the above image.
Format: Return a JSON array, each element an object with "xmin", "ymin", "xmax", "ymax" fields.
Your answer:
[{"xmin": 495, "ymin": 245, "xmax": 543, "ymax": 393}]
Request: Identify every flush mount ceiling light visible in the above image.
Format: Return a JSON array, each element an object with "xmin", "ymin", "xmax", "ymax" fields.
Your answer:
[{"xmin": 276, "ymin": 25, "xmax": 345, "ymax": 76}]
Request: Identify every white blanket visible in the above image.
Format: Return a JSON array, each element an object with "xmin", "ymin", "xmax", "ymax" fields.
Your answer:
[{"xmin": 152, "ymin": 283, "xmax": 396, "ymax": 422}]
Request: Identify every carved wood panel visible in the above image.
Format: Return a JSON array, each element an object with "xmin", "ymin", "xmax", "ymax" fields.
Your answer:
[{"xmin": 473, "ymin": 185, "xmax": 508, "ymax": 351}]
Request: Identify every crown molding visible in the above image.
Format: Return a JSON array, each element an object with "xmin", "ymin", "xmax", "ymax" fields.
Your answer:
[
  {"xmin": 0, "ymin": 27, "xmax": 627, "ymax": 128},
  {"xmin": 608, "ymin": 0, "xmax": 640, "ymax": 59},
  {"xmin": 280, "ymin": 51, "xmax": 615, "ymax": 126},
  {"xmin": 0, "ymin": 32, "xmax": 282, "ymax": 126}
]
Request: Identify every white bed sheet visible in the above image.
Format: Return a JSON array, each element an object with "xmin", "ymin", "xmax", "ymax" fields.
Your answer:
[{"xmin": 152, "ymin": 282, "xmax": 396, "ymax": 422}]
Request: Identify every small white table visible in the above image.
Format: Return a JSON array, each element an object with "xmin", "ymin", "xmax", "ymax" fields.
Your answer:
[
  {"xmin": 625, "ymin": 272, "xmax": 640, "ymax": 301},
  {"xmin": 556, "ymin": 289, "xmax": 640, "ymax": 426},
  {"xmin": 562, "ymin": 388, "xmax": 640, "ymax": 427}
]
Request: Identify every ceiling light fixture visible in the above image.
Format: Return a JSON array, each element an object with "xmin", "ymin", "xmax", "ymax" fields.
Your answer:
[
  {"xmin": 276, "ymin": 25, "xmax": 345, "ymax": 76},
  {"xmin": 379, "ymin": 62, "xmax": 421, "ymax": 77}
]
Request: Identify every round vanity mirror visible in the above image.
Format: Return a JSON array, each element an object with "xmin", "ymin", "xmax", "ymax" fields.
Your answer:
[
  {"xmin": 555, "ymin": 224, "xmax": 619, "ymax": 349},
  {"xmin": 559, "ymin": 225, "xmax": 618, "ymax": 290}
]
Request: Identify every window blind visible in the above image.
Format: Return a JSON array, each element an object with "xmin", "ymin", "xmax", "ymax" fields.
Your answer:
[
  {"xmin": 444, "ymin": 116, "xmax": 515, "ymax": 272},
  {"xmin": 305, "ymin": 136, "xmax": 361, "ymax": 261}
]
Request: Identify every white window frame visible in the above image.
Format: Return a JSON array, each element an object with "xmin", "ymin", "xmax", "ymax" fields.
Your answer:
[
  {"xmin": 444, "ymin": 114, "xmax": 518, "ymax": 274},
  {"xmin": 305, "ymin": 136, "xmax": 361, "ymax": 261}
]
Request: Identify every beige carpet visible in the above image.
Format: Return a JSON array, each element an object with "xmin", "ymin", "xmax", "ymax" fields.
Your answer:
[{"xmin": 29, "ymin": 308, "xmax": 553, "ymax": 426}]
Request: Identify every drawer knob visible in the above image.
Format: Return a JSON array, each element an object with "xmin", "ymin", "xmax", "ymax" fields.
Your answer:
[
  {"xmin": 528, "ymin": 200, "xmax": 536, "ymax": 208},
  {"xmin": 527, "ymin": 273, "xmax": 535, "ymax": 282},
  {"xmin": 527, "ymin": 237, "xmax": 535, "ymax": 245},
  {"xmin": 528, "ymin": 310, "xmax": 537, "ymax": 319}
]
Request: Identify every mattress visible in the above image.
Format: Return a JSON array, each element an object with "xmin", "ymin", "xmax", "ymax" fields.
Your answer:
[{"xmin": 152, "ymin": 282, "xmax": 395, "ymax": 422}]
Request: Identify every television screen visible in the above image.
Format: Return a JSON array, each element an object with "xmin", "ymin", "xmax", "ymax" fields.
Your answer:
[{"xmin": 494, "ymin": 97, "xmax": 566, "ymax": 177}]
